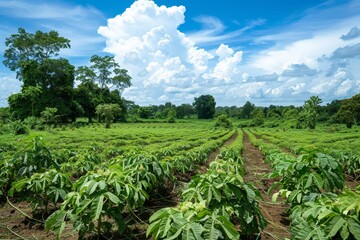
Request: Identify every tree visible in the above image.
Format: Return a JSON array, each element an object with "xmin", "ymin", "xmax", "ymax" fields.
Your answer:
[
  {"xmin": 76, "ymin": 55, "xmax": 132, "ymax": 92},
  {"xmin": 214, "ymin": 114, "xmax": 233, "ymax": 129},
  {"xmin": 41, "ymin": 107, "xmax": 58, "ymax": 125},
  {"xmin": 15, "ymin": 58, "xmax": 75, "ymax": 120},
  {"xmin": 299, "ymin": 96, "xmax": 323, "ymax": 129},
  {"xmin": 176, "ymin": 104, "xmax": 195, "ymax": 118},
  {"xmin": 193, "ymin": 95, "xmax": 216, "ymax": 119},
  {"xmin": 96, "ymin": 104, "xmax": 121, "ymax": 128},
  {"xmin": 242, "ymin": 101, "xmax": 255, "ymax": 119},
  {"xmin": 4, "ymin": 29, "xmax": 75, "ymax": 121},
  {"xmin": 138, "ymin": 107, "xmax": 153, "ymax": 119},
  {"xmin": 336, "ymin": 94, "xmax": 360, "ymax": 128},
  {"xmin": 3, "ymin": 28, "xmax": 70, "ymax": 78},
  {"xmin": 22, "ymin": 86, "xmax": 42, "ymax": 116}
]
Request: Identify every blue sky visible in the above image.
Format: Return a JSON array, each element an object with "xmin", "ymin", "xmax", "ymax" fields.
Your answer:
[{"xmin": 0, "ymin": 0, "xmax": 359, "ymax": 107}]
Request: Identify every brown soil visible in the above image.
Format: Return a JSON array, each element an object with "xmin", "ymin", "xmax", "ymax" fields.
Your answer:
[
  {"xmin": 242, "ymin": 131, "xmax": 291, "ymax": 240},
  {"xmin": 0, "ymin": 201, "xmax": 77, "ymax": 240}
]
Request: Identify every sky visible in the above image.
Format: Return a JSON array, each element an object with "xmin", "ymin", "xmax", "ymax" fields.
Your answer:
[{"xmin": 0, "ymin": 0, "xmax": 359, "ymax": 107}]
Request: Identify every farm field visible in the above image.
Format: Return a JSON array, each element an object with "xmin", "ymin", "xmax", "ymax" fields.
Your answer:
[
  {"xmin": 250, "ymin": 125, "xmax": 360, "ymax": 155},
  {"xmin": 0, "ymin": 121, "xmax": 359, "ymax": 239}
]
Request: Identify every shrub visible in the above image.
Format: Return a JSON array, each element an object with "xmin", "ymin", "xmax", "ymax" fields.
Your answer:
[{"xmin": 214, "ymin": 114, "xmax": 233, "ymax": 129}]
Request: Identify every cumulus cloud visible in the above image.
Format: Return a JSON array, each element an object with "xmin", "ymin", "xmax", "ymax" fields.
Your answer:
[
  {"xmin": 331, "ymin": 43, "xmax": 360, "ymax": 59},
  {"xmin": 341, "ymin": 26, "xmax": 360, "ymax": 40},
  {"xmin": 97, "ymin": 0, "xmax": 360, "ymax": 106},
  {"xmin": 98, "ymin": 1, "xmax": 246, "ymax": 104},
  {"xmin": 282, "ymin": 64, "xmax": 317, "ymax": 77}
]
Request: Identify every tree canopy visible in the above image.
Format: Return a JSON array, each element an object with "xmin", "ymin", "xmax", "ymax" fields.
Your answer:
[
  {"xmin": 75, "ymin": 55, "xmax": 132, "ymax": 92},
  {"xmin": 193, "ymin": 95, "xmax": 216, "ymax": 119},
  {"xmin": 3, "ymin": 28, "xmax": 70, "ymax": 77}
]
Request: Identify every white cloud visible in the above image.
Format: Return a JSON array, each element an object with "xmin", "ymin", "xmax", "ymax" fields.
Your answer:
[
  {"xmin": 97, "ymin": 0, "xmax": 360, "ymax": 106},
  {"xmin": 0, "ymin": 73, "xmax": 20, "ymax": 106}
]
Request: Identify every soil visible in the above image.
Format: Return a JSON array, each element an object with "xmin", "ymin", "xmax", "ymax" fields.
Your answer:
[{"xmin": 242, "ymin": 131, "xmax": 291, "ymax": 240}]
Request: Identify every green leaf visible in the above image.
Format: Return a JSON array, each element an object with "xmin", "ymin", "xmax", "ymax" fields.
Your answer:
[
  {"xmin": 325, "ymin": 215, "xmax": 346, "ymax": 238},
  {"xmin": 87, "ymin": 181, "xmax": 99, "ymax": 195},
  {"xmin": 348, "ymin": 218, "xmax": 360, "ymax": 239},
  {"xmin": 218, "ymin": 216, "xmax": 239, "ymax": 239},
  {"xmin": 45, "ymin": 210, "xmax": 67, "ymax": 240},
  {"xmin": 272, "ymin": 192, "xmax": 279, "ymax": 203},
  {"xmin": 104, "ymin": 192, "xmax": 121, "ymax": 205},
  {"xmin": 146, "ymin": 219, "xmax": 161, "ymax": 237},
  {"xmin": 340, "ymin": 223, "xmax": 349, "ymax": 240},
  {"xmin": 243, "ymin": 184, "xmax": 256, "ymax": 202},
  {"xmin": 92, "ymin": 195, "xmax": 104, "ymax": 220}
]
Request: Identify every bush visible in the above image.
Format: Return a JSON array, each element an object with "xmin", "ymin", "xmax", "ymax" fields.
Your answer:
[
  {"xmin": 214, "ymin": 114, "xmax": 233, "ymax": 129},
  {"xmin": 11, "ymin": 120, "xmax": 28, "ymax": 135},
  {"xmin": 23, "ymin": 116, "xmax": 44, "ymax": 130}
]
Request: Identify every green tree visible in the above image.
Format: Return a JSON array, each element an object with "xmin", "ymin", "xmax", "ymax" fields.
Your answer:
[
  {"xmin": 241, "ymin": 101, "xmax": 255, "ymax": 119},
  {"xmin": 3, "ymin": 28, "xmax": 70, "ymax": 78},
  {"xmin": 176, "ymin": 104, "xmax": 195, "ymax": 118},
  {"xmin": 193, "ymin": 95, "xmax": 216, "ymax": 119},
  {"xmin": 336, "ymin": 94, "xmax": 360, "ymax": 128},
  {"xmin": 76, "ymin": 55, "xmax": 132, "ymax": 91},
  {"xmin": 96, "ymin": 104, "xmax": 121, "ymax": 128},
  {"xmin": 4, "ymin": 29, "xmax": 75, "ymax": 121},
  {"xmin": 22, "ymin": 86, "xmax": 42, "ymax": 116},
  {"xmin": 41, "ymin": 107, "xmax": 58, "ymax": 125},
  {"xmin": 138, "ymin": 107, "xmax": 153, "ymax": 119},
  {"xmin": 300, "ymin": 96, "xmax": 323, "ymax": 129}
]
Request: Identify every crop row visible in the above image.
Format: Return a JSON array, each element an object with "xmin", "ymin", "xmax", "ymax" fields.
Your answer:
[
  {"xmin": 147, "ymin": 131, "xmax": 267, "ymax": 239},
  {"xmin": 245, "ymin": 130, "xmax": 360, "ymax": 239}
]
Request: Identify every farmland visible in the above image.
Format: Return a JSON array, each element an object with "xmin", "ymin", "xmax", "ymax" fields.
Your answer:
[{"xmin": 0, "ymin": 120, "xmax": 359, "ymax": 239}]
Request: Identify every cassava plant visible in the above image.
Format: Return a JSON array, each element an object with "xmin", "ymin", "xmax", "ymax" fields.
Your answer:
[{"xmin": 270, "ymin": 148, "xmax": 345, "ymax": 205}]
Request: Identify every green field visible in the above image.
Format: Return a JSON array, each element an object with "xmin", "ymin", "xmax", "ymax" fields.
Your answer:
[
  {"xmin": 0, "ymin": 121, "xmax": 359, "ymax": 239},
  {"xmin": 251, "ymin": 124, "xmax": 360, "ymax": 155}
]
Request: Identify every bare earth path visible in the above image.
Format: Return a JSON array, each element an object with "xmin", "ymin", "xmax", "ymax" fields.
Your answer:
[{"xmin": 242, "ymin": 131, "xmax": 291, "ymax": 240}]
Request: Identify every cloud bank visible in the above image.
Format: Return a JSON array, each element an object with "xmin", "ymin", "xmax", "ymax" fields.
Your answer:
[{"xmin": 99, "ymin": 0, "xmax": 360, "ymax": 106}]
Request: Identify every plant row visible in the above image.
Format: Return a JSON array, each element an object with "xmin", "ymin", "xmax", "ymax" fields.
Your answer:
[
  {"xmin": 147, "ymin": 131, "xmax": 267, "ymax": 240},
  {"xmin": 245, "ymin": 130, "xmax": 360, "ymax": 239}
]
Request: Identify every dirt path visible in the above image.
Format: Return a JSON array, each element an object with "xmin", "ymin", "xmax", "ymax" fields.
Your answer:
[{"xmin": 242, "ymin": 131, "xmax": 291, "ymax": 240}]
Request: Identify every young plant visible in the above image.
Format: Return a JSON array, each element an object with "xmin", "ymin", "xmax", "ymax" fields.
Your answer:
[
  {"xmin": 9, "ymin": 169, "xmax": 71, "ymax": 215},
  {"xmin": 270, "ymin": 149, "xmax": 345, "ymax": 205},
  {"xmin": 290, "ymin": 187, "xmax": 360, "ymax": 240}
]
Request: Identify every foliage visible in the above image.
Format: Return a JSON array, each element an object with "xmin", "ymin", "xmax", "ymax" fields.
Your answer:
[
  {"xmin": 336, "ymin": 93, "xmax": 360, "ymax": 128},
  {"xmin": 3, "ymin": 28, "xmax": 70, "ymax": 74},
  {"xmin": 10, "ymin": 120, "xmax": 28, "ymax": 135},
  {"xmin": 22, "ymin": 86, "xmax": 42, "ymax": 116},
  {"xmin": 270, "ymin": 149, "xmax": 344, "ymax": 205},
  {"xmin": 9, "ymin": 169, "xmax": 71, "ymax": 214},
  {"xmin": 23, "ymin": 116, "xmax": 44, "ymax": 130},
  {"xmin": 12, "ymin": 136, "xmax": 58, "ymax": 177},
  {"xmin": 148, "ymin": 144, "xmax": 266, "ymax": 239},
  {"xmin": 96, "ymin": 103, "xmax": 121, "ymax": 128},
  {"xmin": 147, "ymin": 203, "xmax": 239, "ymax": 240},
  {"xmin": 76, "ymin": 55, "xmax": 131, "ymax": 91},
  {"xmin": 290, "ymin": 188, "xmax": 360, "ymax": 240},
  {"xmin": 242, "ymin": 101, "xmax": 255, "ymax": 119},
  {"xmin": 193, "ymin": 95, "xmax": 216, "ymax": 119},
  {"xmin": 214, "ymin": 114, "xmax": 233, "ymax": 129},
  {"xmin": 41, "ymin": 107, "xmax": 58, "ymax": 125},
  {"xmin": 298, "ymin": 96, "xmax": 323, "ymax": 129}
]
